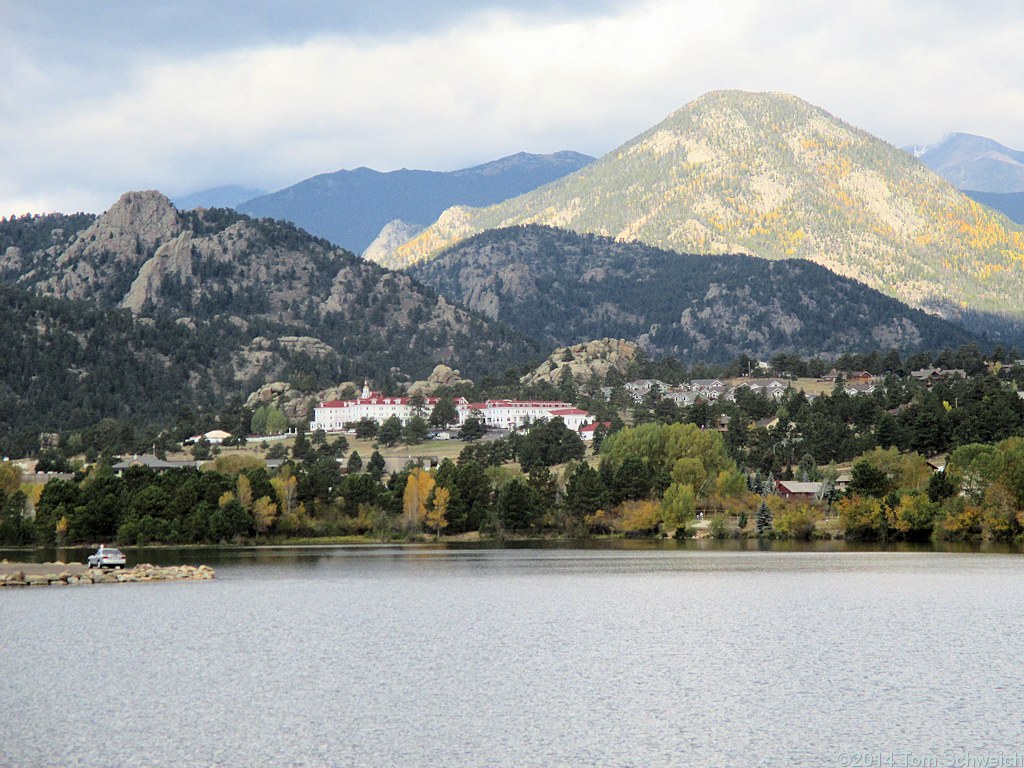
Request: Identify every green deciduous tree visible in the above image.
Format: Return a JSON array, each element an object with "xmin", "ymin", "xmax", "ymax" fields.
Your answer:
[
  {"xmin": 402, "ymin": 416, "xmax": 429, "ymax": 445},
  {"xmin": 429, "ymin": 397, "xmax": 458, "ymax": 428},
  {"xmin": 458, "ymin": 417, "xmax": 485, "ymax": 441},
  {"xmin": 378, "ymin": 416, "xmax": 403, "ymax": 447}
]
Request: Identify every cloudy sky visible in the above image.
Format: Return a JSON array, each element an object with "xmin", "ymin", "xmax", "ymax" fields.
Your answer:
[{"xmin": 2, "ymin": 0, "xmax": 1022, "ymax": 216}]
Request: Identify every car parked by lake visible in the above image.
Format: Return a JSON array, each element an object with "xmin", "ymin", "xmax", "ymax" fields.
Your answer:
[{"xmin": 87, "ymin": 546, "xmax": 126, "ymax": 569}]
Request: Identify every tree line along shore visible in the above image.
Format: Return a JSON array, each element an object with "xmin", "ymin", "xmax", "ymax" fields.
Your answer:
[{"xmin": 2, "ymin": 347, "xmax": 1024, "ymax": 548}]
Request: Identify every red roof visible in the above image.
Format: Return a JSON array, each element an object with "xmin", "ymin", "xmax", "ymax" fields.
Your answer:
[{"xmin": 319, "ymin": 395, "xmax": 439, "ymax": 408}]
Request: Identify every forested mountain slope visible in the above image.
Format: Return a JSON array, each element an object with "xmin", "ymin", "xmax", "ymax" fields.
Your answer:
[
  {"xmin": 411, "ymin": 225, "xmax": 984, "ymax": 362},
  {"xmin": 0, "ymin": 282, "xmax": 250, "ymax": 456}
]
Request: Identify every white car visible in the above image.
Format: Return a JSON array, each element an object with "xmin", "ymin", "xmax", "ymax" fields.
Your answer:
[{"xmin": 87, "ymin": 546, "xmax": 127, "ymax": 569}]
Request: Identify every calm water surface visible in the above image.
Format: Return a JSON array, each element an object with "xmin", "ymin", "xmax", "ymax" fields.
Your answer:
[{"xmin": 2, "ymin": 544, "xmax": 1024, "ymax": 767}]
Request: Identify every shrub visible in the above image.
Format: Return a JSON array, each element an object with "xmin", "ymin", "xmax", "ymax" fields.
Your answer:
[{"xmin": 774, "ymin": 505, "xmax": 819, "ymax": 540}]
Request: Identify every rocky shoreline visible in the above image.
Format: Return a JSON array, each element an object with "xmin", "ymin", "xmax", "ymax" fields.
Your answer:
[{"xmin": 0, "ymin": 562, "xmax": 215, "ymax": 587}]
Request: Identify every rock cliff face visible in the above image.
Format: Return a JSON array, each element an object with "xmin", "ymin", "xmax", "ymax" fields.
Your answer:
[
  {"xmin": 245, "ymin": 380, "xmax": 360, "ymax": 424},
  {"xmin": 520, "ymin": 339, "xmax": 638, "ymax": 387},
  {"xmin": 363, "ymin": 220, "xmax": 423, "ymax": 261},
  {"xmin": 37, "ymin": 191, "xmax": 184, "ymax": 304}
]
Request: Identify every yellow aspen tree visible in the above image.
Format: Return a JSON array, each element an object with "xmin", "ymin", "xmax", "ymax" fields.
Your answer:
[
  {"xmin": 252, "ymin": 496, "xmax": 279, "ymax": 534},
  {"xmin": 271, "ymin": 474, "xmax": 298, "ymax": 518},
  {"xmin": 426, "ymin": 487, "xmax": 450, "ymax": 539},
  {"xmin": 402, "ymin": 468, "xmax": 435, "ymax": 531},
  {"xmin": 55, "ymin": 515, "xmax": 69, "ymax": 545},
  {"xmin": 236, "ymin": 474, "xmax": 253, "ymax": 511}
]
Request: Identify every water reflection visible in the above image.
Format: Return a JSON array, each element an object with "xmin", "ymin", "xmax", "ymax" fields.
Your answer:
[{"xmin": 3, "ymin": 536, "xmax": 1021, "ymax": 569}]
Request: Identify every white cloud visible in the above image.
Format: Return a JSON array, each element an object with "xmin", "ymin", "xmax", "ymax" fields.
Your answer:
[{"xmin": 2, "ymin": 0, "xmax": 1023, "ymax": 215}]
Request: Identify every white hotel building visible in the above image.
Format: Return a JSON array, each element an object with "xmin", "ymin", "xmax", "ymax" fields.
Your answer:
[{"xmin": 309, "ymin": 386, "xmax": 593, "ymax": 433}]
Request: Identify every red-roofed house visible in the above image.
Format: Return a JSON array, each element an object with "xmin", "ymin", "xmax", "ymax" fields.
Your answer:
[
  {"xmin": 776, "ymin": 480, "xmax": 823, "ymax": 501},
  {"xmin": 579, "ymin": 421, "xmax": 612, "ymax": 441}
]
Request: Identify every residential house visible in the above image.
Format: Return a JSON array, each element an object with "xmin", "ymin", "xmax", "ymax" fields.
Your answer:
[
  {"xmin": 776, "ymin": 480, "xmax": 823, "ymax": 501},
  {"xmin": 624, "ymin": 379, "xmax": 669, "ymax": 402},
  {"xmin": 738, "ymin": 379, "xmax": 790, "ymax": 401},
  {"xmin": 688, "ymin": 379, "xmax": 727, "ymax": 401},
  {"xmin": 843, "ymin": 382, "xmax": 877, "ymax": 396},
  {"xmin": 910, "ymin": 368, "xmax": 967, "ymax": 385},
  {"xmin": 112, "ymin": 454, "xmax": 202, "ymax": 474},
  {"xmin": 662, "ymin": 390, "xmax": 700, "ymax": 407}
]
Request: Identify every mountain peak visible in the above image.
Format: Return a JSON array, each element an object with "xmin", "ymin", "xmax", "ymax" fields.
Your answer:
[
  {"xmin": 35, "ymin": 190, "xmax": 186, "ymax": 303},
  {"xmin": 912, "ymin": 133, "xmax": 1024, "ymax": 193},
  {"xmin": 237, "ymin": 151, "xmax": 594, "ymax": 252},
  {"xmin": 384, "ymin": 90, "xmax": 1024, "ymax": 338},
  {"xmin": 101, "ymin": 190, "xmax": 182, "ymax": 239}
]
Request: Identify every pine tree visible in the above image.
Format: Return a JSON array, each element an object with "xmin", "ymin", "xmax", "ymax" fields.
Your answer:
[
  {"xmin": 346, "ymin": 450, "xmax": 363, "ymax": 474},
  {"xmin": 755, "ymin": 499, "xmax": 773, "ymax": 536}
]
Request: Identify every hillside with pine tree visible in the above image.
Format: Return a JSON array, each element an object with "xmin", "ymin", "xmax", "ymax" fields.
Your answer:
[{"xmin": 411, "ymin": 225, "xmax": 983, "ymax": 362}]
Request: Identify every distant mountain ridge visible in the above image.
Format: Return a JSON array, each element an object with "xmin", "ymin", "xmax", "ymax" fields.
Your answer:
[
  {"xmin": 380, "ymin": 90, "xmax": 1024, "ymax": 339},
  {"xmin": 910, "ymin": 133, "xmax": 1024, "ymax": 193},
  {"xmin": 173, "ymin": 185, "xmax": 268, "ymax": 210},
  {"xmin": 410, "ymin": 225, "xmax": 984, "ymax": 363},
  {"xmin": 236, "ymin": 150, "xmax": 594, "ymax": 253},
  {"xmin": 961, "ymin": 190, "xmax": 1024, "ymax": 226}
]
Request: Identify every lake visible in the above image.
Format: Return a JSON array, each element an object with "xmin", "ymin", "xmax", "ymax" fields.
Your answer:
[{"xmin": 2, "ymin": 542, "xmax": 1024, "ymax": 767}]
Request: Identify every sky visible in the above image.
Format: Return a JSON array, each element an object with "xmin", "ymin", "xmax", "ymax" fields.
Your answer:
[{"xmin": 2, "ymin": 0, "xmax": 1023, "ymax": 216}]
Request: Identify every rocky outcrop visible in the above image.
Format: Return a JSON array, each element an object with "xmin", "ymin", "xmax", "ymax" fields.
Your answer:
[
  {"xmin": 520, "ymin": 338, "xmax": 638, "ymax": 387},
  {"xmin": 245, "ymin": 379, "xmax": 360, "ymax": 425},
  {"xmin": 406, "ymin": 364, "xmax": 474, "ymax": 395},
  {"xmin": 232, "ymin": 336, "xmax": 339, "ymax": 390},
  {"xmin": 0, "ymin": 188, "xmax": 538, "ymax": 409},
  {"xmin": 121, "ymin": 230, "xmax": 196, "ymax": 312},
  {"xmin": 39, "ymin": 191, "xmax": 183, "ymax": 303},
  {"xmin": 363, "ymin": 219, "xmax": 424, "ymax": 264}
]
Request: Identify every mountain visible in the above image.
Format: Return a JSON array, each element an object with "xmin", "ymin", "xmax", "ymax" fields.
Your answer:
[
  {"xmin": 0, "ymin": 192, "xmax": 539, "ymax": 452},
  {"xmin": 363, "ymin": 220, "xmax": 425, "ymax": 264},
  {"xmin": 961, "ymin": 190, "xmax": 1024, "ymax": 226},
  {"xmin": 0, "ymin": 281, "xmax": 246, "ymax": 456},
  {"xmin": 410, "ymin": 225, "xmax": 983, "ymax": 363},
  {"xmin": 910, "ymin": 133, "xmax": 1024, "ymax": 193},
  {"xmin": 380, "ymin": 91, "xmax": 1024, "ymax": 339},
  {"xmin": 236, "ymin": 151, "xmax": 594, "ymax": 253},
  {"xmin": 173, "ymin": 185, "xmax": 267, "ymax": 210}
]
